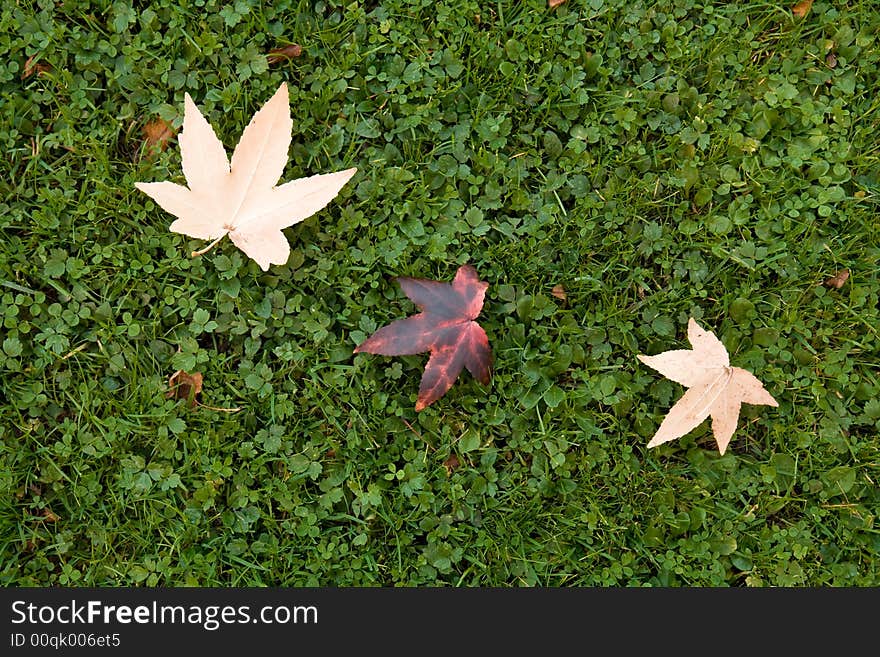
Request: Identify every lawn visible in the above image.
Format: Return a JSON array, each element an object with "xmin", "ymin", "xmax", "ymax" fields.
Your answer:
[{"xmin": 1, "ymin": 0, "xmax": 878, "ymax": 586}]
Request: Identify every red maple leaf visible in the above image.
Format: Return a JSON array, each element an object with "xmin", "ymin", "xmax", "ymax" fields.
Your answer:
[{"xmin": 354, "ymin": 264, "xmax": 492, "ymax": 411}]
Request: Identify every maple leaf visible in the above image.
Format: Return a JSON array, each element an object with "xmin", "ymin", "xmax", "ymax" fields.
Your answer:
[
  {"xmin": 354, "ymin": 265, "xmax": 492, "ymax": 411},
  {"xmin": 637, "ymin": 318, "xmax": 778, "ymax": 455},
  {"xmin": 135, "ymin": 83, "xmax": 357, "ymax": 271}
]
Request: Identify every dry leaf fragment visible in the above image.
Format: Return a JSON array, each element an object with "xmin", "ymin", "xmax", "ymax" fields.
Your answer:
[
  {"xmin": 791, "ymin": 0, "xmax": 813, "ymax": 18},
  {"xmin": 142, "ymin": 118, "xmax": 176, "ymax": 157},
  {"xmin": 548, "ymin": 0, "xmax": 567, "ymax": 7},
  {"xmin": 267, "ymin": 44, "xmax": 303, "ymax": 65},
  {"xmin": 637, "ymin": 318, "xmax": 778, "ymax": 455},
  {"xmin": 166, "ymin": 369, "xmax": 242, "ymax": 413},
  {"xmin": 824, "ymin": 269, "xmax": 849, "ymax": 289},
  {"xmin": 167, "ymin": 369, "xmax": 203, "ymax": 407},
  {"xmin": 40, "ymin": 508, "xmax": 60, "ymax": 522},
  {"xmin": 551, "ymin": 284, "xmax": 567, "ymax": 301},
  {"xmin": 135, "ymin": 83, "xmax": 357, "ymax": 270},
  {"xmin": 443, "ymin": 454, "xmax": 460, "ymax": 475},
  {"xmin": 21, "ymin": 55, "xmax": 52, "ymax": 80}
]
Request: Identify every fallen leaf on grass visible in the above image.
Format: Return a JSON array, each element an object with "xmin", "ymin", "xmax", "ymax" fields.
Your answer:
[
  {"xmin": 21, "ymin": 55, "xmax": 52, "ymax": 80},
  {"xmin": 548, "ymin": 0, "xmax": 567, "ymax": 7},
  {"xmin": 637, "ymin": 318, "xmax": 778, "ymax": 455},
  {"xmin": 443, "ymin": 454, "xmax": 460, "ymax": 475},
  {"xmin": 135, "ymin": 83, "xmax": 357, "ymax": 270},
  {"xmin": 791, "ymin": 0, "xmax": 814, "ymax": 18},
  {"xmin": 354, "ymin": 265, "xmax": 492, "ymax": 411},
  {"xmin": 166, "ymin": 369, "xmax": 242, "ymax": 413},
  {"xmin": 40, "ymin": 508, "xmax": 60, "ymax": 522},
  {"xmin": 142, "ymin": 118, "xmax": 176, "ymax": 157},
  {"xmin": 267, "ymin": 43, "xmax": 303, "ymax": 65},
  {"xmin": 167, "ymin": 369, "xmax": 203, "ymax": 407},
  {"xmin": 824, "ymin": 269, "xmax": 849, "ymax": 289},
  {"xmin": 551, "ymin": 284, "xmax": 567, "ymax": 301}
]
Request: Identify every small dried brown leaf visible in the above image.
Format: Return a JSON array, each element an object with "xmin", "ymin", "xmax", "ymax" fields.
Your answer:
[
  {"xmin": 142, "ymin": 119, "xmax": 176, "ymax": 157},
  {"xmin": 22, "ymin": 55, "xmax": 52, "ymax": 80},
  {"xmin": 41, "ymin": 508, "xmax": 60, "ymax": 522},
  {"xmin": 791, "ymin": 0, "xmax": 813, "ymax": 18},
  {"xmin": 167, "ymin": 370, "xmax": 203, "ymax": 407},
  {"xmin": 551, "ymin": 284, "xmax": 567, "ymax": 301},
  {"xmin": 548, "ymin": 0, "xmax": 567, "ymax": 7},
  {"xmin": 267, "ymin": 43, "xmax": 303, "ymax": 65},
  {"xmin": 824, "ymin": 269, "xmax": 850, "ymax": 289},
  {"xmin": 443, "ymin": 454, "xmax": 460, "ymax": 474}
]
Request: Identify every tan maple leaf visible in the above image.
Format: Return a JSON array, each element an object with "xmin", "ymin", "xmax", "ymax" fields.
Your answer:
[
  {"xmin": 135, "ymin": 82, "xmax": 357, "ymax": 271},
  {"xmin": 637, "ymin": 318, "xmax": 778, "ymax": 455}
]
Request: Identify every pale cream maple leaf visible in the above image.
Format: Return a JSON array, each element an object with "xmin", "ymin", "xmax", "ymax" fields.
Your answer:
[
  {"xmin": 637, "ymin": 318, "xmax": 778, "ymax": 455},
  {"xmin": 135, "ymin": 82, "xmax": 357, "ymax": 271}
]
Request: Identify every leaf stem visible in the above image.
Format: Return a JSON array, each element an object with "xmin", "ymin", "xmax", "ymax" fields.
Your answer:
[
  {"xmin": 195, "ymin": 401, "xmax": 243, "ymax": 413},
  {"xmin": 191, "ymin": 234, "xmax": 226, "ymax": 258}
]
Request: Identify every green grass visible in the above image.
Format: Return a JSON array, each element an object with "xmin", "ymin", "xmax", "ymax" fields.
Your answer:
[{"xmin": 1, "ymin": 0, "xmax": 878, "ymax": 586}]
